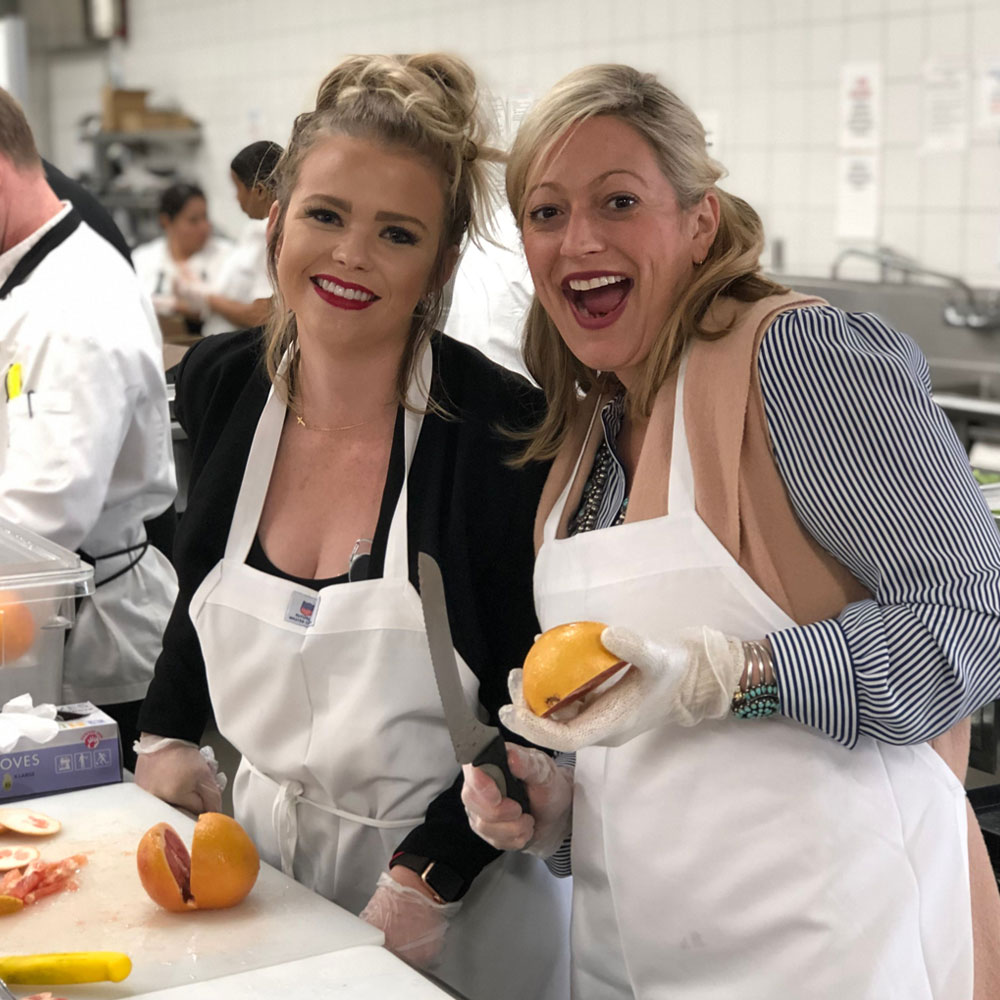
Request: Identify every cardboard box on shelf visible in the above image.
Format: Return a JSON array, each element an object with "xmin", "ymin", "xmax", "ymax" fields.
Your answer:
[
  {"xmin": 101, "ymin": 86, "xmax": 148, "ymax": 132},
  {"xmin": 0, "ymin": 702, "xmax": 122, "ymax": 802},
  {"xmin": 119, "ymin": 108, "xmax": 197, "ymax": 132}
]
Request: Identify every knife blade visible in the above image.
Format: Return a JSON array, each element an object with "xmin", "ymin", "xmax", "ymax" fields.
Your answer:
[
  {"xmin": 418, "ymin": 552, "xmax": 529, "ymax": 813},
  {"xmin": 0, "ymin": 952, "xmax": 131, "ymax": 985}
]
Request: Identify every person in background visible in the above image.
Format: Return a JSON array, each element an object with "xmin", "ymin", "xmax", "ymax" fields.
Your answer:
[
  {"xmin": 0, "ymin": 88, "xmax": 177, "ymax": 773},
  {"xmin": 463, "ymin": 64, "xmax": 1000, "ymax": 999},
  {"xmin": 443, "ymin": 188, "xmax": 533, "ymax": 379},
  {"xmin": 180, "ymin": 140, "xmax": 282, "ymax": 337},
  {"xmin": 133, "ymin": 181, "xmax": 231, "ymax": 332},
  {"xmin": 41, "ymin": 158, "xmax": 178, "ymax": 560},
  {"xmin": 134, "ymin": 53, "xmax": 569, "ymax": 999}
]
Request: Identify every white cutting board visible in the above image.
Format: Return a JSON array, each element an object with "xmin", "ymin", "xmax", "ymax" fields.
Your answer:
[
  {"xmin": 125, "ymin": 947, "xmax": 453, "ymax": 999},
  {"xmin": 0, "ymin": 783, "xmax": 383, "ymax": 998}
]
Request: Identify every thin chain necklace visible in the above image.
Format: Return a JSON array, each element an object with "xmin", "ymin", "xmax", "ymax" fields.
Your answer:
[{"xmin": 293, "ymin": 402, "xmax": 394, "ymax": 433}]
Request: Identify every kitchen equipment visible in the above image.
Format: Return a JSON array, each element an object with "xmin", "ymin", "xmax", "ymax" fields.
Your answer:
[
  {"xmin": 981, "ymin": 482, "xmax": 1000, "ymax": 529},
  {"xmin": 0, "ymin": 518, "xmax": 93, "ymax": 706},
  {"xmin": 968, "ymin": 784, "xmax": 1000, "ymax": 885},
  {"xmin": 124, "ymin": 946, "xmax": 456, "ymax": 999},
  {"xmin": 0, "ymin": 980, "xmax": 14, "ymax": 1000},
  {"xmin": 416, "ymin": 553, "xmax": 528, "ymax": 811},
  {"xmin": 0, "ymin": 952, "xmax": 131, "ymax": 985},
  {"xmin": 0, "ymin": 783, "xmax": 383, "ymax": 998},
  {"xmin": 969, "ymin": 482, "xmax": 1000, "ymax": 774}
]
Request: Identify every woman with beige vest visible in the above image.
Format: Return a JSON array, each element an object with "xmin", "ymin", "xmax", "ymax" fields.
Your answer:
[{"xmin": 461, "ymin": 64, "xmax": 1000, "ymax": 999}]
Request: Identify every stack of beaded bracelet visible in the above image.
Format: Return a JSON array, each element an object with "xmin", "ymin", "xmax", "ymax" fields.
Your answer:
[{"xmin": 731, "ymin": 639, "xmax": 780, "ymax": 719}]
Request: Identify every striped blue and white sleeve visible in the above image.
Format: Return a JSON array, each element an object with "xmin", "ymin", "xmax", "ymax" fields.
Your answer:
[{"xmin": 758, "ymin": 306, "xmax": 1000, "ymax": 748}]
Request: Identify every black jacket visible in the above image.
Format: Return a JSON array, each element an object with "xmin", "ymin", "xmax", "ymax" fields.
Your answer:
[{"xmin": 138, "ymin": 327, "xmax": 549, "ymax": 888}]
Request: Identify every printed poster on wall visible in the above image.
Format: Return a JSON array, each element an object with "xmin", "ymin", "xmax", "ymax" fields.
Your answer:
[
  {"xmin": 836, "ymin": 153, "xmax": 880, "ymax": 241},
  {"xmin": 923, "ymin": 61, "xmax": 969, "ymax": 152},
  {"xmin": 840, "ymin": 64, "xmax": 882, "ymax": 151},
  {"xmin": 977, "ymin": 62, "xmax": 1000, "ymax": 129}
]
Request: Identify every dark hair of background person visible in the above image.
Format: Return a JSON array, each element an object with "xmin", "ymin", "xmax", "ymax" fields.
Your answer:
[
  {"xmin": 230, "ymin": 140, "xmax": 283, "ymax": 193},
  {"xmin": 0, "ymin": 86, "xmax": 40, "ymax": 168},
  {"xmin": 159, "ymin": 181, "xmax": 206, "ymax": 220},
  {"xmin": 43, "ymin": 159, "xmax": 132, "ymax": 266}
]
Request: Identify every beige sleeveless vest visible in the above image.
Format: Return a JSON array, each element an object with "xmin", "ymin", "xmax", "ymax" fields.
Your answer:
[{"xmin": 535, "ymin": 290, "xmax": 1000, "ymax": 996}]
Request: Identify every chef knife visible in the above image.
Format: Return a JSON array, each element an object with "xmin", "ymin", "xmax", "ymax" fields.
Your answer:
[
  {"xmin": 0, "ymin": 952, "xmax": 131, "ymax": 985},
  {"xmin": 418, "ymin": 551, "xmax": 530, "ymax": 813}
]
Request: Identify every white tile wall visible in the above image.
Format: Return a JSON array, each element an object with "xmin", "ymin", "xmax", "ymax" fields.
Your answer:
[{"xmin": 27, "ymin": 0, "xmax": 1000, "ymax": 287}]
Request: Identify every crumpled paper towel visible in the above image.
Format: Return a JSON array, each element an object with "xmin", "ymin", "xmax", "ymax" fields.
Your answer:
[{"xmin": 0, "ymin": 694, "xmax": 59, "ymax": 753}]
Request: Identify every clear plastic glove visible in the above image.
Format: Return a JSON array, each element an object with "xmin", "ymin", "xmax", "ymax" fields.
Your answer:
[
  {"xmin": 173, "ymin": 270, "xmax": 210, "ymax": 319},
  {"xmin": 133, "ymin": 734, "xmax": 227, "ymax": 814},
  {"xmin": 499, "ymin": 625, "xmax": 746, "ymax": 751},
  {"xmin": 360, "ymin": 870, "xmax": 461, "ymax": 968},
  {"xmin": 461, "ymin": 744, "xmax": 573, "ymax": 858}
]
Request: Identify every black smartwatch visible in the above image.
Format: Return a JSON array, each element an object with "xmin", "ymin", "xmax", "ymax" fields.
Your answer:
[{"xmin": 389, "ymin": 851, "xmax": 468, "ymax": 902}]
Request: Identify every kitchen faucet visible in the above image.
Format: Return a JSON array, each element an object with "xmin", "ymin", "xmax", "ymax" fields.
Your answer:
[{"xmin": 830, "ymin": 246, "xmax": 1000, "ymax": 331}]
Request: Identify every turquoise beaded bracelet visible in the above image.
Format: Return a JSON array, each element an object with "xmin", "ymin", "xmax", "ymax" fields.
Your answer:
[{"xmin": 731, "ymin": 640, "xmax": 779, "ymax": 719}]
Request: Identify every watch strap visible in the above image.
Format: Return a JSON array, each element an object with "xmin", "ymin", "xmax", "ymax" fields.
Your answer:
[{"xmin": 389, "ymin": 851, "xmax": 468, "ymax": 902}]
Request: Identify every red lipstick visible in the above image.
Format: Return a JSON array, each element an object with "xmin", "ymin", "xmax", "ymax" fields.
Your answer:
[{"xmin": 310, "ymin": 274, "xmax": 380, "ymax": 311}]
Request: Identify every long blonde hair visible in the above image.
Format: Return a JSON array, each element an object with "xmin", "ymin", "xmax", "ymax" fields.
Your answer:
[
  {"xmin": 507, "ymin": 64, "xmax": 786, "ymax": 463},
  {"xmin": 264, "ymin": 53, "xmax": 499, "ymax": 412}
]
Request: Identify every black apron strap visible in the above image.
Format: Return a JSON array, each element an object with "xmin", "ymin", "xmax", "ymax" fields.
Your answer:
[{"xmin": 0, "ymin": 209, "xmax": 82, "ymax": 299}]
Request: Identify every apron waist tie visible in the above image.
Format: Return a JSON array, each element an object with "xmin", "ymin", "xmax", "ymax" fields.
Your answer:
[{"xmin": 244, "ymin": 759, "xmax": 422, "ymax": 877}]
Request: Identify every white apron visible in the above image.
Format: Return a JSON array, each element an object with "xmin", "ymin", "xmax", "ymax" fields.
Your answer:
[
  {"xmin": 534, "ymin": 356, "xmax": 972, "ymax": 1000},
  {"xmin": 190, "ymin": 346, "xmax": 569, "ymax": 1000}
]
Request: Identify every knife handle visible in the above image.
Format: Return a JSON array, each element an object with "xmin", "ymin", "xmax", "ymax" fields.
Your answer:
[
  {"xmin": 0, "ymin": 952, "xmax": 132, "ymax": 985},
  {"xmin": 472, "ymin": 734, "xmax": 531, "ymax": 814}
]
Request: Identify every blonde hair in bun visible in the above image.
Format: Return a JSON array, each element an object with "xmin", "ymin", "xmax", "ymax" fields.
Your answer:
[{"xmin": 264, "ymin": 53, "xmax": 499, "ymax": 409}]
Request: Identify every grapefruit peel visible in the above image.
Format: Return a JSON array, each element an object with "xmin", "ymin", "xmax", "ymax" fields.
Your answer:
[
  {"xmin": 136, "ymin": 813, "xmax": 260, "ymax": 912},
  {"xmin": 522, "ymin": 621, "xmax": 627, "ymax": 718}
]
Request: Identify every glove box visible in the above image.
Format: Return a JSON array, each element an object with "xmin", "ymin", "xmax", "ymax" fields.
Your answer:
[{"xmin": 0, "ymin": 518, "xmax": 94, "ymax": 706}]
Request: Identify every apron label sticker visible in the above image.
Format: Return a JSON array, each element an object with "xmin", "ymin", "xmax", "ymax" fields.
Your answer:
[{"xmin": 285, "ymin": 590, "xmax": 319, "ymax": 628}]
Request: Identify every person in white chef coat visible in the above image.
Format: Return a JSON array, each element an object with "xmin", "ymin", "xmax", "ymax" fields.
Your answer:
[
  {"xmin": 134, "ymin": 53, "xmax": 569, "ymax": 1000},
  {"xmin": 0, "ymin": 88, "xmax": 177, "ymax": 769},
  {"xmin": 132, "ymin": 182, "xmax": 231, "ymax": 332},
  {"xmin": 181, "ymin": 141, "xmax": 282, "ymax": 337},
  {"xmin": 462, "ymin": 64, "xmax": 1000, "ymax": 999},
  {"xmin": 443, "ymin": 189, "xmax": 533, "ymax": 379}
]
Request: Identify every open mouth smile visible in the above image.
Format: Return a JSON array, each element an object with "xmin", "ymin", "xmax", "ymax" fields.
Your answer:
[
  {"xmin": 311, "ymin": 275, "xmax": 381, "ymax": 310},
  {"xmin": 561, "ymin": 272, "xmax": 633, "ymax": 328}
]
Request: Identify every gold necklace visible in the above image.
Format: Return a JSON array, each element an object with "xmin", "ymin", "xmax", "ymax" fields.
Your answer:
[{"xmin": 294, "ymin": 405, "xmax": 393, "ymax": 433}]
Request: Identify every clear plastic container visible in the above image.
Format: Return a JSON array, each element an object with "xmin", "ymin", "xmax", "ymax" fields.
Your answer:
[{"xmin": 0, "ymin": 518, "xmax": 94, "ymax": 706}]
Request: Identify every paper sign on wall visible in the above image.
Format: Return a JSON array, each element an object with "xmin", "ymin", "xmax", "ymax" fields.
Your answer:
[
  {"xmin": 923, "ymin": 61, "xmax": 968, "ymax": 152},
  {"xmin": 836, "ymin": 153, "xmax": 880, "ymax": 240},
  {"xmin": 977, "ymin": 62, "xmax": 1000, "ymax": 130},
  {"xmin": 840, "ymin": 64, "xmax": 881, "ymax": 151}
]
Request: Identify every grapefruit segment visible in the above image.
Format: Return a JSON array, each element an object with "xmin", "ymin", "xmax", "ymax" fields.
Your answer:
[
  {"xmin": 0, "ymin": 589, "xmax": 36, "ymax": 664},
  {"xmin": 137, "ymin": 813, "xmax": 259, "ymax": 912},
  {"xmin": 0, "ymin": 809, "xmax": 61, "ymax": 836},
  {"xmin": 522, "ymin": 621, "xmax": 627, "ymax": 718},
  {"xmin": 0, "ymin": 845, "xmax": 40, "ymax": 871}
]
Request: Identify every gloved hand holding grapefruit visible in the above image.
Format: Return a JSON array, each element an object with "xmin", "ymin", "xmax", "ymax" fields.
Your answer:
[{"xmin": 522, "ymin": 621, "xmax": 627, "ymax": 717}]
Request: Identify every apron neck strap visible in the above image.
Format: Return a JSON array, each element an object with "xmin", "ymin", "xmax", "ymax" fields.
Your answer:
[
  {"xmin": 225, "ymin": 340, "xmax": 432, "ymax": 581},
  {"xmin": 668, "ymin": 351, "xmax": 696, "ymax": 515},
  {"xmin": 543, "ymin": 397, "xmax": 603, "ymax": 544}
]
